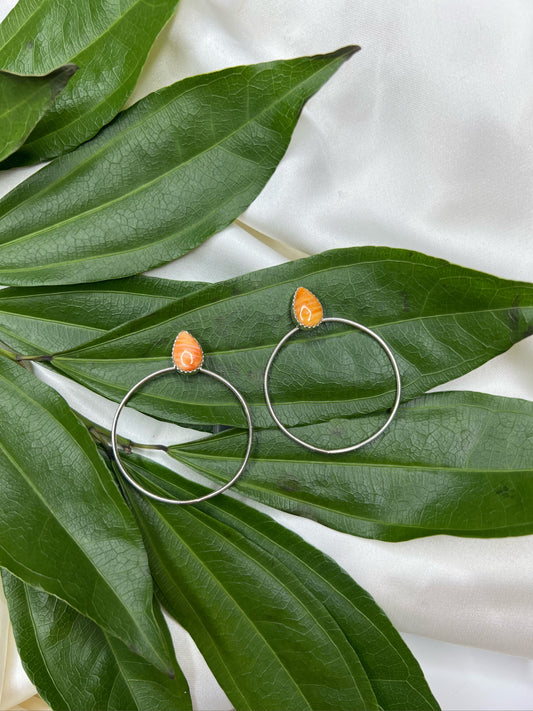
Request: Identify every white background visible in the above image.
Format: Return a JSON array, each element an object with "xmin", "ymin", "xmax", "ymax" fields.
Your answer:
[{"xmin": 0, "ymin": 1, "xmax": 533, "ymax": 709}]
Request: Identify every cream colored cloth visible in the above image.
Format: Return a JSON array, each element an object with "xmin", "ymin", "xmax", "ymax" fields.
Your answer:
[{"xmin": 1, "ymin": 0, "xmax": 533, "ymax": 709}]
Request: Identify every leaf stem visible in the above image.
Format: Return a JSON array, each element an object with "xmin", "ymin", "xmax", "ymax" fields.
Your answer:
[
  {"xmin": 16, "ymin": 353, "xmax": 54, "ymax": 362},
  {"xmin": 0, "ymin": 346, "xmax": 17, "ymax": 362},
  {"xmin": 79, "ymin": 414, "xmax": 168, "ymax": 453}
]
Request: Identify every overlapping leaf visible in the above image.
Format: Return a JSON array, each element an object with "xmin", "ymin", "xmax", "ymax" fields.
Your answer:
[
  {"xmin": 117, "ymin": 453, "xmax": 439, "ymax": 711},
  {"xmin": 0, "ymin": 47, "xmax": 358, "ymax": 284},
  {"xmin": 169, "ymin": 390, "xmax": 533, "ymax": 541},
  {"xmin": 0, "ymin": 355, "xmax": 172, "ymax": 674},
  {"xmin": 1, "ymin": 570, "xmax": 191, "ymax": 711},
  {"xmin": 0, "ymin": 0, "xmax": 180, "ymax": 165},
  {"xmin": 0, "ymin": 276, "xmax": 205, "ymax": 354},
  {"xmin": 0, "ymin": 65, "xmax": 77, "ymax": 162},
  {"xmin": 53, "ymin": 247, "xmax": 533, "ymax": 428}
]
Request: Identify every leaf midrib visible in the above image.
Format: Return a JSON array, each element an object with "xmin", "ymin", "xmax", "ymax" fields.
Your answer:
[
  {"xmin": 0, "ymin": 79, "xmax": 46, "ymax": 121},
  {"xmin": 0, "ymin": 185, "xmax": 249, "ymax": 271},
  {"xmin": 0, "ymin": 438, "xmax": 157, "ymax": 648},
  {"xmin": 132, "ymin": 467, "xmax": 428, "ymax": 704},
  {"xmin": 57, "ymin": 303, "xmax": 528, "ymax": 368},
  {"xmin": 166, "ymin": 453, "xmax": 532, "ymax": 533},
  {"xmin": 26, "ymin": 49, "xmax": 142, "ymax": 149},
  {"xmin": 137, "ymin": 486, "xmax": 368, "ymax": 708},
  {"xmin": 51, "ymin": 349, "xmax": 503, "ymax": 418},
  {"xmin": 54, "ymin": 359, "xmax": 397, "ymax": 412},
  {"xmin": 0, "ymin": 321, "xmax": 54, "ymax": 353},
  {"xmin": 210, "ymin": 503, "xmax": 422, "ymax": 692},
  {"xmin": 55, "ymin": 255, "xmax": 533, "ymax": 357},
  {"xmin": 0, "ymin": 371, "xmax": 162, "ymax": 666},
  {"xmin": 0, "ymin": 76, "xmax": 215, "ymax": 224},
  {"xmin": 0, "ymin": 0, "xmax": 157, "ymax": 73},
  {"xmin": 170, "ymin": 447, "xmax": 533, "ymax": 475},
  {"xmin": 0, "ymin": 2, "xmax": 50, "ymax": 57},
  {"xmin": 0, "ymin": 54, "xmax": 342, "ymax": 252},
  {"xmin": 20, "ymin": 582, "xmax": 70, "ymax": 708},
  {"xmin": 136, "ymin": 520, "xmax": 251, "ymax": 710},
  {"xmin": 169, "ymin": 396, "xmax": 533, "ymax": 474},
  {"xmin": 174, "ymin": 395, "xmax": 533, "ymax": 438},
  {"xmin": 201, "ymin": 505, "xmax": 432, "ymax": 703},
  {"xmin": 104, "ymin": 632, "xmax": 145, "ymax": 711},
  {"xmin": 0, "ymin": 283, "xmax": 179, "ymax": 301},
  {"xmin": 0, "ymin": 307, "xmax": 104, "ymax": 332}
]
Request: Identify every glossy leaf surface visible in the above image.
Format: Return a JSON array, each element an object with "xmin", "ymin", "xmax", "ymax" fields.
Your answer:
[
  {"xmin": 0, "ymin": 276, "xmax": 205, "ymax": 355},
  {"xmin": 0, "ymin": 0, "xmax": 180, "ymax": 165},
  {"xmin": 1, "ymin": 571, "xmax": 191, "ymax": 711},
  {"xmin": 119, "ymin": 453, "xmax": 438, "ymax": 710},
  {"xmin": 0, "ymin": 48, "xmax": 357, "ymax": 284},
  {"xmin": 54, "ymin": 247, "xmax": 533, "ymax": 428},
  {"xmin": 169, "ymin": 391, "xmax": 533, "ymax": 540},
  {"xmin": 0, "ymin": 355, "xmax": 172, "ymax": 674},
  {"xmin": 0, "ymin": 65, "xmax": 76, "ymax": 162}
]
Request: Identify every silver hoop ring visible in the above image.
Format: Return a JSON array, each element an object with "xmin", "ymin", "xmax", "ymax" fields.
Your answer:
[
  {"xmin": 264, "ymin": 317, "xmax": 401, "ymax": 454},
  {"xmin": 111, "ymin": 366, "xmax": 253, "ymax": 504}
]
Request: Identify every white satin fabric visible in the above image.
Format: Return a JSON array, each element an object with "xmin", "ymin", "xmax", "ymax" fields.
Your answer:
[{"xmin": 1, "ymin": 0, "xmax": 533, "ymax": 709}]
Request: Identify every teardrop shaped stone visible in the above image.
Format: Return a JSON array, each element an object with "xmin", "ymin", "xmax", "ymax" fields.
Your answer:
[
  {"xmin": 172, "ymin": 331, "xmax": 204, "ymax": 373},
  {"xmin": 292, "ymin": 287, "xmax": 323, "ymax": 328}
]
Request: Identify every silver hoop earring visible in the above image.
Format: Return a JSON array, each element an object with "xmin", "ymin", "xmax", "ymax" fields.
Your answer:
[
  {"xmin": 264, "ymin": 287, "xmax": 401, "ymax": 454},
  {"xmin": 112, "ymin": 331, "xmax": 253, "ymax": 504}
]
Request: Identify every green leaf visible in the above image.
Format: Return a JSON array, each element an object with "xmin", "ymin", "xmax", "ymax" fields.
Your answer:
[
  {"xmin": 53, "ymin": 247, "xmax": 533, "ymax": 428},
  {"xmin": 0, "ymin": 355, "xmax": 173, "ymax": 674},
  {"xmin": 0, "ymin": 0, "xmax": 180, "ymax": 165},
  {"xmin": 169, "ymin": 391, "xmax": 533, "ymax": 541},
  {"xmin": 1, "ymin": 570, "xmax": 191, "ymax": 711},
  {"xmin": 117, "ymin": 453, "xmax": 438, "ymax": 710},
  {"xmin": 0, "ymin": 276, "xmax": 206, "ymax": 355},
  {"xmin": 0, "ymin": 47, "xmax": 358, "ymax": 285},
  {"xmin": 0, "ymin": 65, "xmax": 77, "ymax": 162}
]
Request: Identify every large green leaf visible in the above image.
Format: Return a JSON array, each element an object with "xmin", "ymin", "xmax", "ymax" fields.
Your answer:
[
  {"xmin": 169, "ymin": 390, "xmax": 533, "ymax": 541},
  {"xmin": 0, "ymin": 65, "xmax": 77, "ymax": 162},
  {"xmin": 0, "ymin": 276, "xmax": 205, "ymax": 355},
  {"xmin": 53, "ymin": 247, "xmax": 533, "ymax": 428},
  {"xmin": 1, "ymin": 570, "xmax": 191, "ymax": 711},
  {"xmin": 117, "ymin": 453, "xmax": 438, "ymax": 711},
  {"xmin": 0, "ymin": 48, "xmax": 358, "ymax": 285},
  {"xmin": 0, "ymin": 0, "xmax": 180, "ymax": 165},
  {"xmin": 0, "ymin": 355, "xmax": 173, "ymax": 674}
]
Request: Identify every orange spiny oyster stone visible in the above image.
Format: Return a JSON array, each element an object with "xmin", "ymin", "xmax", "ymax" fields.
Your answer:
[
  {"xmin": 292, "ymin": 287, "xmax": 323, "ymax": 328},
  {"xmin": 172, "ymin": 331, "xmax": 204, "ymax": 373}
]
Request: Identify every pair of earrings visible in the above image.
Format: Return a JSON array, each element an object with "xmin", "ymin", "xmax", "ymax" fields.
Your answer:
[{"xmin": 112, "ymin": 287, "xmax": 401, "ymax": 505}]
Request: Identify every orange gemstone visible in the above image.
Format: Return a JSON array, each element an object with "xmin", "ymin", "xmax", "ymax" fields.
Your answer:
[
  {"xmin": 172, "ymin": 331, "xmax": 204, "ymax": 373},
  {"xmin": 292, "ymin": 287, "xmax": 323, "ymax": 328}
]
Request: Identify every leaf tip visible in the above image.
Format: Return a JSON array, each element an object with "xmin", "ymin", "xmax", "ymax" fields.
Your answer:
[
  {"xmin": 343, "ymin": 44, "xmax": 362, "ymax": 57},
  {"xmin": 314, "ymin": 44, "xmax": 361, "ymax": 70},
  {"xmin": 64, "ymin": 63, "xmax": 79, "ymax": 77},
  {"xmin": 49, "ymin": 63, "xmax": 79, "ymax": 82},
  {"xmin": 331, "ymin": 44, "xmax": 361, "ymax": 62},
  {"xmin": 308, "ymin": 44, "xmax": 361, "ymax": 68}
]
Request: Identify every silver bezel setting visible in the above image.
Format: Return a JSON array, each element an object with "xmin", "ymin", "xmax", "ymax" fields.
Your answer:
[
  {"xmin": 291, "ymin": 288, "xmax": 323, "ymax": 330},
  {"xmin": 172, "ymin": 331, "xmax": 204, "ymax": 374}
]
